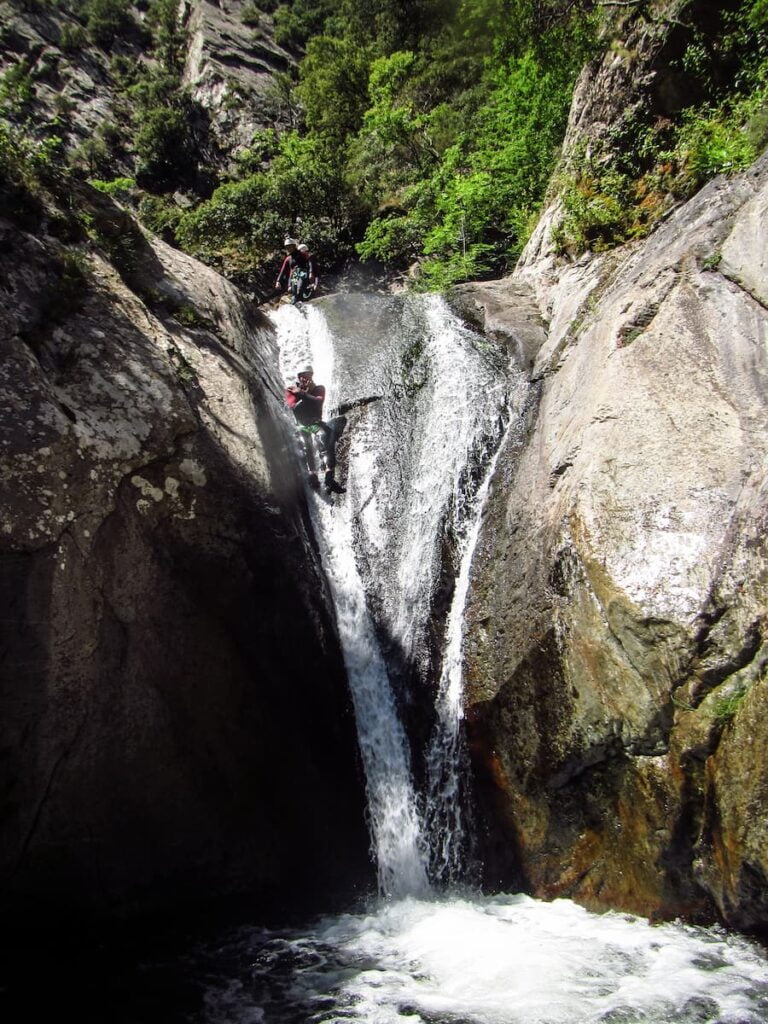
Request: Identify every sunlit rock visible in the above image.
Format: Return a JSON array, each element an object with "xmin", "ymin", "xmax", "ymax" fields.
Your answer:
[{"xmin": 463, "ymin": 152, "xmax": 768, "ymax": 930}]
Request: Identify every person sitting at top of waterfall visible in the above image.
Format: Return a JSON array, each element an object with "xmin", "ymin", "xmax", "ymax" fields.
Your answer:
[
  {"xmin": 275, "ymin": 239, "xmax": 317, "ymax": 303},
  {"xmin": 285, "ymin": 366, "xmax": 345, "ymax": 494}
]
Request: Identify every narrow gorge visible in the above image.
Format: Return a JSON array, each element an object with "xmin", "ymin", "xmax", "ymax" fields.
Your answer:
[{"xmin": 1, "ymin": 0, "xmax": 767, "ymax": 1020}]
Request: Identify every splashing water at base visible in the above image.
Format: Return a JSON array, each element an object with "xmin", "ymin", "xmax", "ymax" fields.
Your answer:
[
  {"xmin": 258, "ymin": 299, "xmax": 768, "ymax": 1024},
  {"xmin": 198, "ymin": 893, "xmax": 768, "ymax": 1024}
]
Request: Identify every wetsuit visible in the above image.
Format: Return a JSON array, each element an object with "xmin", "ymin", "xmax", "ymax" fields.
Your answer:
[
  {"xmin": 285, "ymin": 382, "xmax": 335, "ymax": 476},
  {"xmin": 275, "ymin": 250, "xmax": 317, "ymax": 298}
]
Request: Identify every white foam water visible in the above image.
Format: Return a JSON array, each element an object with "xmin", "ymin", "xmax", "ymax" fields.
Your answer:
[{"xmin": 200, "ymin": 893, "xmax": 768, "ymax": 1024}]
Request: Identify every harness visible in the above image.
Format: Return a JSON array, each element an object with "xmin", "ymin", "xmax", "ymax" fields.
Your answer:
[{"xmin": 296, "ymin": 422, "xmax": 322, "ymax": 434}]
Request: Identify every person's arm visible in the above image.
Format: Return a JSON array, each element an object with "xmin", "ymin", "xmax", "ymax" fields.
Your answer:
[
  {"xmin": 298, "ymin": 390, "xmax": 322, "ymax": 406},
  {"xmin": 285, "ymin": 388, "xmax": 300, "ymax": 409},
  {"xmin": 276, "ymin": 256, "xmax": 291, "ymax": 290}
]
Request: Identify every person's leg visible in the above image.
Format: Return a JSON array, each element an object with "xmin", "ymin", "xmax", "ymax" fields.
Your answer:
[
  {"xmin": 316, "ymin": 423, "xmax": 345, "ymax": 493},
  {"xmin": 315, "ymin": 422, "xmax": 335, "ymax": 472},
  {"xmin": 298, "ymin": 430, "xmax": 320, "ymax": 488}
]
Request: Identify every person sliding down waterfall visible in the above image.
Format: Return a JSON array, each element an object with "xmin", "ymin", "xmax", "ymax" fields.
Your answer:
[
  {"xmin": 285, "ymin": 366, "xmax": 345, "ymax": 494},
  {"xmin": 275, "ymin": 239, "xmax": 318, "ymax": 304}
]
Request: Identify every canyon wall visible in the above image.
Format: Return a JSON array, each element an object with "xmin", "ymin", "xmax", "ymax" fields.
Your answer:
[
  {"xmin": 0, "ymin": 193, "xmax": 371, "ymax": 925},
  {"xmin": 456, "ymin": 77, "xmax": 768, "ymax": 934}
]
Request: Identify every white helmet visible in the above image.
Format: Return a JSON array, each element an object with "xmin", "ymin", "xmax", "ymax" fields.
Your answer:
[
  {"xmin": 297, "ymin": 243, "xmax": 309, "ymax": 252},
  {"xmin": 283, "ymin": 237, "xmax": 297, "ymax": 247}
]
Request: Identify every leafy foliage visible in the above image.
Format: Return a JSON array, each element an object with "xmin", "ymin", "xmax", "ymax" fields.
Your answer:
[
  {"xmin": 552, "ymin": 0, "xmax": 768, "ymax": 257},
  {"xmin": 80, "ymin": 0, "xmax": 138, "ymax": 49},
  {"xmin": 177, "ymin": 130, "xmax": 353, "ymax": 271},
  {"xmin": 355, "ymin": 31, "xmax": 592, "ymax": 285},
  {"xmin": 7, "ymin": 0, "xmax": 766, "ymax": 287},
  {"xmin": 272, "ymin": 0, "xmax": 335, "ymax": 49},
  {"xmin": 176, "ymin": 0, "xmax": 597, "ymax": 281}
]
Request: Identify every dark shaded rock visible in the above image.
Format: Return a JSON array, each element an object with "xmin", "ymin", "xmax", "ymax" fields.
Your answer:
[{"xmin": 0, "ymin": 207, "xmax": 371, "ymax": 927}]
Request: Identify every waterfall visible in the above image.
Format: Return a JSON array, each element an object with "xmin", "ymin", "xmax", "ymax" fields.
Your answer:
[
  {"xmin": 191, "ymin": 293, "xmax": 768, "ymax": 1024},
  {"xmin": 273, "ymin": 303, "xmax": 429, "ymax": 899},
  {"xmin": 272, "ymin": 294, "xmax": 512, "ymax": 894}
]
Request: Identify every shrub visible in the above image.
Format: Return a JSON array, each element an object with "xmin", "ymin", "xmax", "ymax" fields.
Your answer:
[
  {"xmin": 241, "ymin": 2, "xmax": 262, "ymax": 26},
  {"xmin": 712, "ymin": 689, "xmax": 747, "ymax": 724},
  {"xmin": 72, "ymin": 135, "xmax": 112, "ymax": 177},
  {"xmin": 0, "ymin": 122, "xmax": 72, "ymax": 226},
  {"xmin": 147, "ymin": 0, "xmax": 187, "ymax": 72},
  {"xmin": 551, "ymin": 169, "xmax": 633, "ymax": 254},
  {"xmin": 135, "ymin": 105, "xmax": 195, "ymax": 190},
  {"xmin": 273, "ymin": 0, "xmax": 333, "ymax": 49},
  {"xmin": 675, "ymin": 107, "xmax": 756, "ymax": 185},
  {"xmin": 138, "ymin": 192, "xmax": 184, "ymax": 237},
  {"xmin": 59, "ymin": 22, "xmax": 87, "ymax": 53},
  {"xmin": 90, "ymin": 176, "xmax": 137, "ymax": 201},
  {"xmin": 0, "ymin": 59, "xmax": 35, "ymax": 118},
  {"xmin": 41, "ymin": 249, "xmax": 92, "ymax": 324},
  {"xmin": 81, "ymin": 0, "xmax": 136, "ymax": 48},
  {"xmin": 356, "ymin": 211, "xmax": 422, "ymax": 264}
]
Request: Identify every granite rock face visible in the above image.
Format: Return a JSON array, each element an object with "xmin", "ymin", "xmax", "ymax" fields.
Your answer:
[
  {"xmin": 0, "ymin": 0, "xmax": 120, "ymax": 155},
  {"xmin": 0, "ymin": 198, "xmax": 370, "ymax": 924},
  {"xmin": 0, "ymin": 0, "xmax": 293, "ymax": 176},
  {"xmin": 461, "ymin": 153, "xmax": 768, "ymax": 930},
  {"xmin": 183, "ymin": 0, "xmax": 295, "ymax": 166}
]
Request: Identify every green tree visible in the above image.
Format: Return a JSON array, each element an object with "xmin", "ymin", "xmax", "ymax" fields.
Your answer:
[
  {"xmin": 81, "ymin": 0, "xmax": 136, "ymax": 49},
  {"xmin": 135, "ymin": 106, "xmax": 196, "ymax": 189},
  {"xmin": 296, "ymin": 35, "xmax": 372, "ymax": 140}
]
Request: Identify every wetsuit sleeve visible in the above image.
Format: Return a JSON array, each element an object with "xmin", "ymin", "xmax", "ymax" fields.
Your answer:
[
  {"xmin": 276, "ymin": 256, "xmax": 291, "ymax": 289},
  {"xmin": 311, "ymin": 384, "xmax": 325, "ymax": 417}
]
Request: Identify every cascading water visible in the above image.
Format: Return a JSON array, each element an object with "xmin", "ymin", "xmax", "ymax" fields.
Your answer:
[
  {"xmin": 423, "ymin": 412, "xmax": 519, "ymax": 886},
  {"xmin": 273, "ymin": 293, "xmax": 513, "ymax": 895},
  {"xmin": 273, "ymin": 302, "xmax": 429, "ymax": 899},
  {"xmin": 191, "ymin": 292, "xmax": 768, "ymax": 1024}
]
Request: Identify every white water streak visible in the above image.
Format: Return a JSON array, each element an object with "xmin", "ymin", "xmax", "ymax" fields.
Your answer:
[
  {"xmin": 273, "ymin": 304, "xmax": 428, "ymax": 898},
  {"xmin": 389, "ymin": 296, "xmax": 506, "ymax": 670},
  {"xmin": 424, "ymin": 408, "xmax": 516, "ymax": 883}
]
